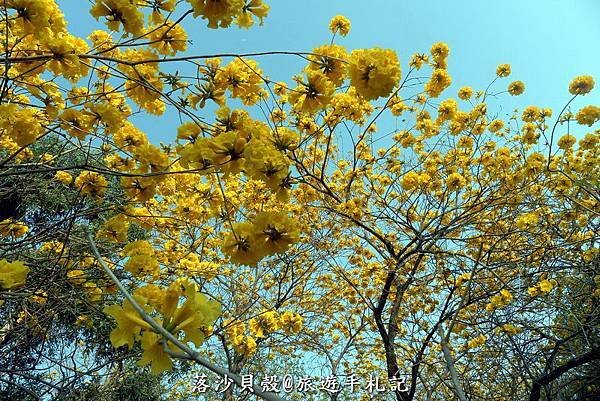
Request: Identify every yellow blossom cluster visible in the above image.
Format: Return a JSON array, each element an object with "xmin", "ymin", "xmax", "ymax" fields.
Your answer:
[
  {"xmin": 329, "ymin": 15, "xmax": 351, "ymax": 36},
  {"xmin": 0, "ymin": 259, "xmax": 30, "ymax": 289},
  {"xmin": 348, "ymin": 48, "xmax": 401, "ymax": 100},
  {"xmin": 105, "ymin": 281, "xmax": 221, "ymax": 373},
  {"xmin": 528, "ymin": 279, "xmax": 556, "ymax": 296},
  {"xmin": 0, "ymin": 219, "xmax": 29, "ymax": 238},
  {"xmin": 485, "ymin": 289, "xmax": 513, "ymax": 311},
  {"xmin": 222, "ymin": 211, "xmax": 299, "ymax": 266},
  {"xmin": 225, "ymin": 311, "xmax": 303, "ymax": 358}
]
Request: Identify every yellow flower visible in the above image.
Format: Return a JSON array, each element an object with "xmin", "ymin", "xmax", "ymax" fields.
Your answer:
[
  {"xmin": 189, "ymin": 0, "xmax": 244, "ymax": 29},
  {"xmin": 236, "ymin": 0, "xmax": 269, "ymax": 28},
  {"xmin": 306, "ymin": 44, "xmax": 348, "ymax": 86},
  {"xmin": 121, "ymin": 176, "xmax": 158, "ymax": 202},
  {"xmin": 538, "ymin": 279, "xmax": 555, "ymax": 293},
  {"xmin": 458, "ymin": 86, "xmax": 473, "ymax": 100},
  {"xmin": 446, "ymin": 172, "xmax": 466, "ymax": 192},
  {"xmin": 91, "ymin": 0, "xmax": 144, "ymax": 35},
  {"xmin": 557, "ymin": 134, "xmax": 576, "ymax": 150},
  {"xmin": 289, "ymin": 71, "xmax": 334, "ymax": 113},
  {"xmin": 521, "ymin": 106, "xmax": 540, "ymax": 122},
  {"xmin": 74, "ymin": 171, "xmax": 108, "ymax": 197},
  {"xmin": 176, "ymin": 122, "xmax": 203, "ymax": 142},
  {"xmin": 244, "ymin": 139, "xmax": 290, "ymax": 190},
  {"xmin": 280, "ymin": 312, "xmax": 303, "ymax": 335},
  {"xmin": 508, "ymin": 80, "xmax": 525, "ymax": 96},
  {"xmin": 97, "ymin": 215, "xmax": 129, "ymax": 243},
  {"xmin": 488, "ymin": 119, "xmax": 504, "ymax": 133},
  {"xmin": 273, "ymin": 82, "xmax": 288, "ymax": 95},
  {"xmin": 148, "ymin": 21, "xmax": 188, "ymax": 55},
  {"xmin": 430, "ymin": 42, "xmax": 450, "ymax": 69},
  {"xmin": 329, "ymin": 15, "xmax": 351, "ymax": 36},
  {"xmin": 67, "ymin": 269, "xmax": 86, "ymax": 285},
  {"xmin": 208, "ymin": 131, "xmax": 248, "ymax": 175},
  {"xmin": 43, "ymin": 33, "xmax": 90, "ymax": 81},
  {"xmin": 214, "ymin": 58, "xmax": 264, "ymax": 105},
  {"xmin": 521, "ymin": 123, "xmax": 539, "ymax": 144},
  {"xmin": 104, "ymin": 299, "xmax": 152, "ymax": 349},
  {"xmin": 348, "ymin": 48, "xmax": 401, "ymax": 100},
  {"xmin": 59, "ymin": 109, "xmax": 95, "ymax": 140},
  {"xmin": 401, "ymin": 171, "xmax": 421, "ymax": 191},
  {"xmin": 568, "ymin": 75, "xmax": 595, "ymax": 95},
  {"xmin": 436, "ymin": 98, "xmax": 457, "ymax": 122},
  {"xmin": 105, "ymin": 281, "xmax": 220, "ymax": 373},
  {"xmin": 222, "ymin": 222, "xmax": 263, "ymax": 266},
  {"xmin": 496, "ymin": 64, "xmax": 511, "ymax": 77},
  {"xmin": 138, "ymin": 331, "xmax": 173, "ymax": 374},
  {"xmin": 123, "ymin": 240, "xmax": 160, "ymax": 277},
  {"xmin": 234, "ymin": 336, "xmax": 257, "ymax": 357},
  {"xmin": 515, "ymin": 212, "xmax": 539, "ymax": 230},
  {"xmin": 163, "ymin": 282, "xmax": 221, "ymax": 347},
  {"xmin": 575, "ymin": 105, "xmax": 600, "ymax": 126},
  {"xmin": 249, "ymin": 310, "xmax": 281, "ymax": 338},
  {"xmin": 252, "ymin": 211, "xmax": 300, "ymax": 255},
  {"xmin": 579, "ymin": 133, "xmax": 598, "ymax": 150},
  {"xmin": 499, "ymin": 324, "xmax": 520, "ymax": 335},
  {"xmin": 425, "ymin": 69, "xmax": 452, "ymax": 98},
  {"xmin": 485, "ymin": 289, "xmax": 513, "ymax": 311},
  {"xmin": 467, "ymin": 334, "xmax": 487, "ymax": 349},
  {"xmin": 0, "ymin": 105, "xmax": 44, "ymax": 147},
  {"xmin": 0, "ymin": 259, "xmax": 29, "ymax": 289},
  {"xmin": 0, "ymin": 219, "xmax": 28, "ymax": 237},
  {"xmin": 409, "ymin": 53, "xmax": 428, "ymax": 70}
]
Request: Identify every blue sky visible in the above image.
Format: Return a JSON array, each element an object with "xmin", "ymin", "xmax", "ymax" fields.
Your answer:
[{"xmin": 62, "ymin": 0, "xmax": 599, "ymax": 141}]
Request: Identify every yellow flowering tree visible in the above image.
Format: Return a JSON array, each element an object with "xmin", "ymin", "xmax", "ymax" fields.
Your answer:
[{"xmin": 0, "ymin": 1, "xmax": 598, "ymax": 401}]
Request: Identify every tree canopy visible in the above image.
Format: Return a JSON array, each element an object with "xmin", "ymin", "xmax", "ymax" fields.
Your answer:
[{"xmin": 0, "ymin": 1, "xmax": 598, "ymax": 401}]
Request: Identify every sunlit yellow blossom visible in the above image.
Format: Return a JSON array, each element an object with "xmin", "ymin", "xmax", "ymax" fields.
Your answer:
[
  {"xmin": 74, "ymin": 171, "xmax": 108, "ymax": 197},
  {"xmin": 253, "ymin": 211, "xmax": 299, "ymax": 255},
  {"xmin": 409, "ymin": 53, "xmax": 428, "ymax": 70},
  {"xmin": 508, "ymin": 80, "xmax": 525, "ymax": 95},
  {"xmin": 306, "ymin": 44, "xmax": 348, "ymax": 86},
  {"xmin": 97, "ymin": 215, "xmax": 129, "ymax": 243},
  {"xmin": 575, "ymin": 105, "xmax": 600, "ymax": 126},
  {"xmin": 557, "ymin": 134, "xmax": 576, "ymax": 150},
  {"xmin": 568, "ymin": 75, "xmax": 594, "ymax": 95},
  {"xmin": 0, "ymin": 259, "xmax": 29, "ymax": 289},
  {"xmin": 485, "ymin": 289, "xmax": 513, "ymax": 311},
  {"xmin": 515, "ymin": 212, "xmax": 539, "ymax": 230},
  {"xmin": 488, "ymin": 119, "xmax": 504, "ymax": 133},
  {"xmin": 496, "ymin": 64, "xmax": 511, "ymax": 77},
  {"xmin": 189, "ymin": 0, "xmax": 244, "ymax": 28},
  {"xmin": 458, "ymin": 86, "xmax": 473, "ymax": 100},
  {"xmin": 280, "ymin": 312, "xmax": 303, "ymax": 335},
  {"xmin": 445, "ymin": 172, "xmax": 466, "ymax": 191},
  {"xmin": 425, "ymin": 69, "xmax": 451, "ymax": 98},
  {"xmin": 222, "ymin": 222, "xmax": 263, "ymax": 266},
  {"xmin": 123, "ymin": 240, "xmax": 160, "ymax": 277},
  {"xmin": 348, "ymin": 48, "xmax": 400, "ymax": 100},
  {"xmin": 0, "ymin": 219, "xmax": 28, "ymax": 237},
  {"xmin": 104, "ymin": 299, "xmax": 151, "ymax": 349},
  {"xmin": 429, "ymin": 42, "xmax": 450, "ymax": 69},
  {"xmin": 289, "ymin": 71, "xmax": 334, "ymax": 113},
  {"xmin": 236, "ymin": 0, "xmax": 269, "ymax": 28},
  {"xmin": 148, "ymin": 21, "xmax": 188, "ymax": 55},
  {"xmin": 329, "ymin": 15, "xmax": 351, "ymax": 36},
  {"xmin": 249, "ymin": 310, "xmax": 280, "ymax": 338},
  {"xmin": 91, "ymin": 0, "xmax": 144, "ymax": 35}
]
